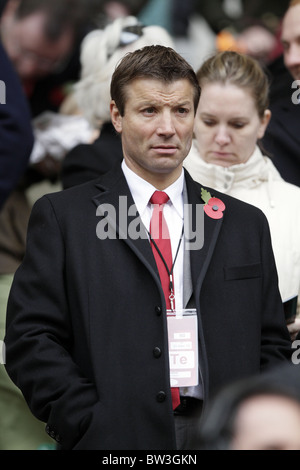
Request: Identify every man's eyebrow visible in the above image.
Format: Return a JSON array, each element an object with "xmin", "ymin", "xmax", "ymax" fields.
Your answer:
[
  {"xmin": 137, "ymin": 99, "xmax": 193, "ymax": 108},
  {"xmin": 136, "ymin": 99, "xmax": 159, "ymax": 106},
  {"xmin": 177, "ymin": 101, "xmax": 192, "ymax": 107}
]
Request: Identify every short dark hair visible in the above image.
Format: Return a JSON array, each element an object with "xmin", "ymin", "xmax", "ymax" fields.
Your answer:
[
  {"xmin": 110, "ymin": 45, "xmax": 201, "ymax": 116},
  {"xmin": 14, "ymin": 0, "xmax": 98, "ymax": 41}
]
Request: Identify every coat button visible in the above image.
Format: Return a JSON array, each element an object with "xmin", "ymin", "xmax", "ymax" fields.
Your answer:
[
  {"xmin": 156, "ymin": 391, "xmax": 166, "ymax": 403},
  {"xmin": 153, "ymin": 347, "xmax": 162, "ymax": 358},
  {"xmin": 155, "ymin": 306, "xmax": 162, "ymax": 316}
]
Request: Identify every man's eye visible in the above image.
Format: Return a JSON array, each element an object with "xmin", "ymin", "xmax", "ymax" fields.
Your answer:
[
  {"xmin": 178, "ymin": 108, "xmax": 189, "ymax": 114},
  {"xmin": 144, "ymin": 107, "xmax": 155, "ymax": 114}
]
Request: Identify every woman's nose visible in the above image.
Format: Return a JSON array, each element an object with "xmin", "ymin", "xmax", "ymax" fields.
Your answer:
[{"xmin": 215, "ymin": 126, "xmax": 231, "ymax": 146}]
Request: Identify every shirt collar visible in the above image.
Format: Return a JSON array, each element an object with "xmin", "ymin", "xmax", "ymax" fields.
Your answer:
[{"xmin": 121, "ymin": 160, "xmax": 184, "ymax": 219}]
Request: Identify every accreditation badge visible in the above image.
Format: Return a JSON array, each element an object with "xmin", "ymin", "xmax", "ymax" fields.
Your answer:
[{"xmin": 167, "ymin": 309, "xmax": 198, "ymax": 387}]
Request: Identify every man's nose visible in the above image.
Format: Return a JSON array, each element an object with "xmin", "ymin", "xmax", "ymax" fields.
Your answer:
[{"xmin": 156, "ymin": 111, "xmax": 176, "ymax": 136}]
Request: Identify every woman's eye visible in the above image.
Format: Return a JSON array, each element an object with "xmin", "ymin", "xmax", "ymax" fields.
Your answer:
[
  {"xmin": 203, "ymin": 119, "xmax": 216, "ymax": 127},
  {"xmin": 231, "ymin": 122, "xmax": 245, "ymax": 129}
]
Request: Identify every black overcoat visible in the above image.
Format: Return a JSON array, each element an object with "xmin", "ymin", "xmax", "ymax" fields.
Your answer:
[{"xmin": 5, "ymin": 165, "xmax": 292, "ymax": 450}]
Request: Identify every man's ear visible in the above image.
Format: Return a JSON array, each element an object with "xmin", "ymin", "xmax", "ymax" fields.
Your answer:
[{"xmin": 110, "ymin": 100, "xmax": 122, "ymax": 134}]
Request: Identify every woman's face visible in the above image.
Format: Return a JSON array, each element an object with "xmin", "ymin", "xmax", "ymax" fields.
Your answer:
[{"xmin": 194, "ymin": 82, "xmax": 271, "ymax": 167}]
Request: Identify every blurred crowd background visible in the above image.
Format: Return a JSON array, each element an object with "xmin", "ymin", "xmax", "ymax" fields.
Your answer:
[{"xmin": 0, "ymin": 0, "xmax": 298, "ymax": 450}]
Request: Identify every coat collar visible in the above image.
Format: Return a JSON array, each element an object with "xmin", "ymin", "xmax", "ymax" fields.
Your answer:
[
  {"xmin": 92, "ymin": 164, "xmax": 159, "ymax": 285},
  {"xmin": 185, "ymin": 143, "xmax": 283, "ymax": 193},
  {"xmin": 92, "ymin": 165, "xmax": 224, "ymax": 293}
]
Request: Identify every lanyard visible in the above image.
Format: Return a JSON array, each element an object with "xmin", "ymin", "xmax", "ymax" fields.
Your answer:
[{"xmin": 148, "ymin": 226, "xmax": 184, "ymax": 311}]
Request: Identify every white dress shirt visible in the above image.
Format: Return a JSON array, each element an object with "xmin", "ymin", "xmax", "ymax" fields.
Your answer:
[
  {"xmin": 122, "ymin": 160, "xmax": 184, "ymax": 311},
  {"xmin": 122, "ymin": 161, "xmax": 203, "ymax": 400}
]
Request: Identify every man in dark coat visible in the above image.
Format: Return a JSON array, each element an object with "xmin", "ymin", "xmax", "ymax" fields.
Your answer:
[{"xmin": 4, "ymin": 45, "xmax": 292, "ymax": 450}]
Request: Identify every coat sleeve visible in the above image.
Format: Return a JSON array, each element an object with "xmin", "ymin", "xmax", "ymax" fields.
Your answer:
[
  {"xmin": 259, "ymin": 213, "xmax": 293, "ymax": 366},
  {"xmin": 0, "ymin": 41, "xmax": 34, "ymax": 209},
  {"xmin": 4, "ymin": 195, "xmax": 98, "ymax": 449}
]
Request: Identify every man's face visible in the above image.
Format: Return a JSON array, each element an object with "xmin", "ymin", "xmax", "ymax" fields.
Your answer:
[
  {"xmin": 1, "ymin": 10, "xmax": 74, "ymax": 82},
  {"xmin": 110, "ymin": 78, "xmax": 195, "ymax": 189},
  {"xmin": 282, "ymin": 4, "xmax": 300, "ymax": 80}
]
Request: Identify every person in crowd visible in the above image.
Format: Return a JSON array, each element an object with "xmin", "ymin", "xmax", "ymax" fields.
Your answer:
[
  {"xmin": 195, "ymin": 363, "xmax": 300, "ymax": 450},
  {"xmin": 0, "ymin": 0, "xmax": 102, "ymax": 117},
  {"xmin": 4, "ymin": 45, "xmax": 292, "ymax": 451},
  {"xmin": 262, "ymin": 0, "xmax": 300, "ymax": 187},
  {"xmin": 184, "ymin": 50, "xmax": 300, "ymax": 342},
  {"xmin": 0, "ymin": 40, "xmax": 34, "ymax": 449},
  {"xmin": 0, "ymin": 0, "xmax": 103, "ymax": 450},
  {"xmin": 61, "ymin": 16, "xmax": 174, "ymax": 189},
  {"xmin": 100, "ymin": 0, "xmax": 149, "ymax": 23},
  {"xmin": 194, "ymin": 0, "xmax": 288, "ymax": 37},
  {"xmin": 0, "ymin": 41, "xmax": 33, "ymax": 210},
  {"xmin": 0, "ymin": 0, "xmax": 105, "ymax": 183},
  {"xmin": 194, "ymin": 0, "xmax": 289, "ymax": 63},
  {"xmin": 0, "ymin": 41, "xmax": 55, "ymax": 451},
  {"xmin": 281, "ymin": 0, "xmax": 300, "ymax": 81}
]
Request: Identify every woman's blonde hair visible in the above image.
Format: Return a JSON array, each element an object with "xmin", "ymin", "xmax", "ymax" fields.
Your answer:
[{"xmin": 196, "ymin": 51, "xmax": 270, "ymax": 118}]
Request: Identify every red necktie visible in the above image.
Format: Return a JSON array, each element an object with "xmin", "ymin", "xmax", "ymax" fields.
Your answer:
[{"xmin": 150, "ymin": 191, "xmax": 180, "ymax": 410}]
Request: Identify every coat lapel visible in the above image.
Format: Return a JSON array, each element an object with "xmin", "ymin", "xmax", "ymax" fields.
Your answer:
[
  {"xmin": 92, "ymin": 165, "xmax": 159, "ymax": 282},
  {"xmin": 91, "ymin": 166, "xmax": 224, "ymax": 305},
  {"xmin": 184, "ymin": 170, "xmax": 224, "ymax": 298},
  {"xmin": 182, "ymin": 182, "xmax": 193, "ymax": 307}
]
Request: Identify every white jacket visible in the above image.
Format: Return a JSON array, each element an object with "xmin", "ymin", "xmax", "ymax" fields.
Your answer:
[{"xmin": 184, "ymin": 143, "xmax": 300, "ymax": 314}]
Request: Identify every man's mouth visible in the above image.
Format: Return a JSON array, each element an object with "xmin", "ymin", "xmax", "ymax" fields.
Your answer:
[{"xmin": 152, "ymin": 145, "xmax": 178, "ymax": 155}]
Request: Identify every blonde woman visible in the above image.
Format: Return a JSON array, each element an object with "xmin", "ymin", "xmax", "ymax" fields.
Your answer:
[{"xmin": 184, "ymin": 50, "xmax": 300, "ymax": 340}]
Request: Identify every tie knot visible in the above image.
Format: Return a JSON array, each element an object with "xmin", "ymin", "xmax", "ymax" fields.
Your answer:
[{"xmin": 150, "ymin": 191, "xmax": 169, "ymax": 206}]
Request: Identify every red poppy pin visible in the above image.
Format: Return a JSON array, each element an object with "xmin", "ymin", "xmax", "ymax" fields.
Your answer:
[{"xmin": 201, "ymin": 188, "xmax": 225, "ymax": 220}]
